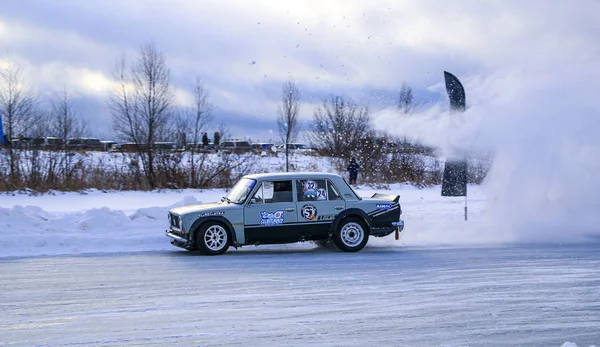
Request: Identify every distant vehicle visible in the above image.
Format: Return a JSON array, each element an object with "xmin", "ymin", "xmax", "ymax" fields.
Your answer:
[
  {"xmin": 153, "ymin": 142, "xmax": 177, "ymax": 151},
  {"xmin": 250, "ymin": 142, "xmax": 276, "ymax": 155},
  {"xmin": 111, "ymin": 142, "xmax": 177, "ymax": 152},
  {"xmin": 28, "ymin": 137, "xmax": 64, "ymax": 150},
  {"xmin": 66, "ymin": 138, "xmax": 104, "ymax": 151},
  {"xmin": 9, "ymin": 138, "xmax": 28, "ymax": 149},
  {"xmin": 110, "ymin": 143, "xmax": 146, "ymax": 153},
  {"xmin": 166, "ymin": 172, "xmax": 404, "ymax": 255},
  {"xmin": 186, "ymin": 142, "xmax": 214, "ymax": 153},
  {"xmin": 100, "ymin": 140, "xmax": 116, "ymax": 151},
  {"xmin": 276, "ymin": 143, "xmax": 314, "ymax": 154},
  {"xmin": 220, "ymin": 140, "xmax": 251, "ymax": 154}
]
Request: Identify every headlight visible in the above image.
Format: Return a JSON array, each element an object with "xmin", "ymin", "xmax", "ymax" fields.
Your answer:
[{"xmin": 168, "ymin": 213, "xmax": 181, "ymax": 228}]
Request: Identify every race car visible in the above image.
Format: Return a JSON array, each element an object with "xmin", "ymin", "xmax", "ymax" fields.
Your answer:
[{"xmin": 166, "ymin": 172, "xmax": 404, "ymax": 255}]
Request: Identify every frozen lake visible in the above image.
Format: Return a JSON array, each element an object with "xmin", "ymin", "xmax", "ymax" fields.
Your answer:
[{"xmin": 2, "ymin": 244, "xmax": 599, "ymax": 347}]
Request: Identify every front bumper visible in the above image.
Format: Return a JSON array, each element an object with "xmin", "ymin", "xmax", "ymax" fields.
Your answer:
[
  {"xmin": 166, "ymin": 229, "xmax": 194, "ymax": 250},
  {"xmin": 166, "ymin": 230, "xmax": 188, "ymax": 243}
]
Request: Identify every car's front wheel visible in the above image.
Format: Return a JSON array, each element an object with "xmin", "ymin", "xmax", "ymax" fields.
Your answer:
[
  {"xmin": 333, "ymin": 217, "xmax": 369, "ymax": 252},
  {"xmin": 195, "ymin": 222, "xmax": 230, "ymax": 255}
]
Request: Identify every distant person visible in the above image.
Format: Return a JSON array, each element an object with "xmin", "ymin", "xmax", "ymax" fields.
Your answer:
[
  {"xmin": 347, "ymin": 157, "xmax": 360, "ymax": 185},
  {"xmin": 213, "ymin": 131, "xmax": 221, "ymax": 152},
  {"xmin": 202, "ymin": 132, "xmax": 209, "ymax": 147}
]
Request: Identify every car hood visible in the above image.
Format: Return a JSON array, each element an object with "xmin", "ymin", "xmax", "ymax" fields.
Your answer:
[{"xmin": 169, "ymin": 201, "xmax": 238, "ymax": 216}]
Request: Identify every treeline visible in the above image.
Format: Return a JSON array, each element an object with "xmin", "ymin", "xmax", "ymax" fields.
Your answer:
[
  {"xmin": 0, "ymin": 149, "xmax": 257, "ymax": 192},
  {"xmin": 0, "ymin": 44, "xmax": 491, "ymax": 192}
]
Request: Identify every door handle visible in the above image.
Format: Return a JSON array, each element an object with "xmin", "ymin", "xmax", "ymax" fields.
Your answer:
[
  {"xmin": 285, "ymin": 208, "xmax": 295, "ymax": 212},
  {"xmin": 334, "ymin": 206, "xmax": 344, "ymax": 210}
]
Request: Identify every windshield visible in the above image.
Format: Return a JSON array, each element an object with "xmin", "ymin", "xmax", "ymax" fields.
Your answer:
[{"xmin": 225, "ymin": 178, "xmax": 256, "ymax": 204}]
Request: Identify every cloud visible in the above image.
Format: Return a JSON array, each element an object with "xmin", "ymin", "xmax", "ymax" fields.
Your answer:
[{"xmin": 1, "ymin": 0, "xmax": 600, "ymax": 142}]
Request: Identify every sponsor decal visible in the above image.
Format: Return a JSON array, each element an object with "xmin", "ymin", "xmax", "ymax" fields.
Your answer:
[
  {"xmin": 317, "ymin": 214, "xmax": 336, "ymax": 221},
  {"xmin": 301, "ymin": 204, "xmax": 318, "ymax": 220},
  {"xmin": 376, "ymin": 204, "xmax": 393, "ymax": 210},
  {"xmin": 260, "ymin": 210, "xmax": 284, "ymax": 226},
  {"xmin": 199, "ymin": 211, "xmax": 225, "ymax": 217},
  {"xmin": 303, "ymin": 180, "xmax": 318, "ymax": 197}
]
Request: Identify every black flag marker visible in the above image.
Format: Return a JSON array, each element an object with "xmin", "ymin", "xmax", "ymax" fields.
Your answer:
[
  {"xmin": 441, "ymin": 71, "xmax": 468, "ymax": 220},
  {"xmin": 444, "ymin": 71, "xmax": 466, "ymax": 112}
]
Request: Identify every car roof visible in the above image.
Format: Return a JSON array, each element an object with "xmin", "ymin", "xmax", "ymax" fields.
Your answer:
[{"xmin": 243, "ymin": 172, "xmax": 342, "ymax": 180}]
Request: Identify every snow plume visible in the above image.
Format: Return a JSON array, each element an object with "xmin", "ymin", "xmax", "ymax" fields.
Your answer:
[
  {"xmin": 481, "ymin": 71, "xmax": 600, "ymax": 243},
  {"xmin": 370, "ymin": 0, "xmax": 600, "ymax": 245},
  {"xmin": 374, "ymin": 65, "xmax": 600, "ymax": 244}
]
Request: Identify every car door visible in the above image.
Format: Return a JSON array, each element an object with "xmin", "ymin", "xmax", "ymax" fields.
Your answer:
[
  {"xmin": 295, "ymin": 178, "xmax": 345, "ymax": 240},
  {"xmin": 244, "ymin": 180, "xmax": 299, "ymax": 244}
]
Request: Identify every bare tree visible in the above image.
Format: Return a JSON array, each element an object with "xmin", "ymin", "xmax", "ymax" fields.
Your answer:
[
  {"xmin": 276, "ymin": 80, "xmax": 300, "ymax": 172},
  {"xmin": 109, "ymin": 42, "xmax": 174, "ymax": 188},
  {"xmin": 309, "ymin": 96, "xmax": 371, "ymax": 159},
  {"xmin": 0, "ymin": 57, "xmax": 38, "ymax": 184},
  {"xmin": 216, "ymin": 121, "xmax": 229, "ymax": 145},
  {"xmin": 51, "ymin": 87, "xmax": 88, "ymax": 144},
  {"xmin": 50, "ymin": 87, "xmax": 87, "ymax": 187},
  {"xmin": 398, "ymin": 83, "xmax": 413, "ymax": 114},
  {"xmin": 180, "ymin": 77, "xmax": 213, "ymax": 187}
]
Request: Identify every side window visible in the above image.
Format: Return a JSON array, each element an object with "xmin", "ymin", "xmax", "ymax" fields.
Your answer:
[
  {"xmin": 254, "ymin": 180, "xmax": 293, "ymax": 203},
  {"xmin": 326, "ymin": 181, "xmax": 343, "ymax": 201},
  {"xmin": 297, "ymin": 179, "xmax": 330, "ymax": 201},
  {"xmin": 250, "ymin": 183, "xmax": 265, "ymax": 204}
]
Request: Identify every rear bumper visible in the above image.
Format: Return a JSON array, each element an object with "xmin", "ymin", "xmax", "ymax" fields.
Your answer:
[
  {"xmin": 392, "ymin": 220, "xmax": 405, "ymax": 232},
  {"xmin": 370, "ymin": 219, "xmax": 404, "ymax": 237}
]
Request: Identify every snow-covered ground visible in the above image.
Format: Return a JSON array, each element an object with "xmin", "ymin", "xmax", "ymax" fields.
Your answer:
[
  {"xmin": 2, "ymin": 179, "xmax": 600, "ymax": 259},
  {"xmin": 2, "ymin": 184, "xmax": 600, "ymax": 346},
  {"xmin": 0, "ymin": 184, "xmax": 489, "ymax": 258},
  {"xmin": 1, "ymin": 179, "xmax": 599, "ymax": 347}
]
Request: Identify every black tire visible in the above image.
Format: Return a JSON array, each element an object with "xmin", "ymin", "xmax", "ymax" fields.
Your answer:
[
  {"xmin": 195, "ymin": 221, "xmax": 230, "ymax": 255},
  {"xmin": 333, "ymin": 217, "xmax": 369, "ymax": 252}
]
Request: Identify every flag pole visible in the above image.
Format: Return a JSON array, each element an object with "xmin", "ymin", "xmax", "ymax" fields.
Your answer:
[{"xmin": 464, "ymin": 194, "xmax": 468, "ymax": 221}]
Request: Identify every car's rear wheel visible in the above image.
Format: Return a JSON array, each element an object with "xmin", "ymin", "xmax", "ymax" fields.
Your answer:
[
  {"xmin": 195, "ymin": 222, "xmax": 230, "ymax": 255},
  {"xmin": 333, "ymin": 217, "xmax": 369, "ymax": 252}
]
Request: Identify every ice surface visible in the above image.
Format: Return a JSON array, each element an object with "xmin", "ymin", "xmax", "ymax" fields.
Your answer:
[{"xmin": 1, "ymin": 246, "xmax": 598, "ymax": 346}]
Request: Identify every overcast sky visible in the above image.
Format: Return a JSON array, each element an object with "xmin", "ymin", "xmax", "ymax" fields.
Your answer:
[{"xmin": 1, "ymin": 0, "xmax": 599, "ymax": 142}]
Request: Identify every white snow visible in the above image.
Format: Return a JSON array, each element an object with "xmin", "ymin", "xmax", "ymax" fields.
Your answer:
[
  {"xmin": 1, "ymin": 165, "xmax": 599, "ymax": 347},
  {"xmin": 1, "ymin": 178, "xmax": 594, "ymax": 260},
  {"xmin": 0, "ymin": 183, "xmax": 492, "ymax": 258}
]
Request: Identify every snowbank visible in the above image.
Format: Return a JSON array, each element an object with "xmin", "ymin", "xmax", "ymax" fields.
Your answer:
[
  {"xmin": 0, "ymin": 192, "xmax": 202, "ymax": 258},
  {"xmin": 2, "ymin": 183, "xmax": 598, "ymax": 259},
  {"xmin": 0, "ymin": 184, "xmax": 482, "ymax": 258}
]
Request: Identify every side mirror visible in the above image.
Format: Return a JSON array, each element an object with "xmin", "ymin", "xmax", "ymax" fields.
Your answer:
[{"xmin": 249, "ymin": 198, "xmax": 257, "ymax": 205}]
